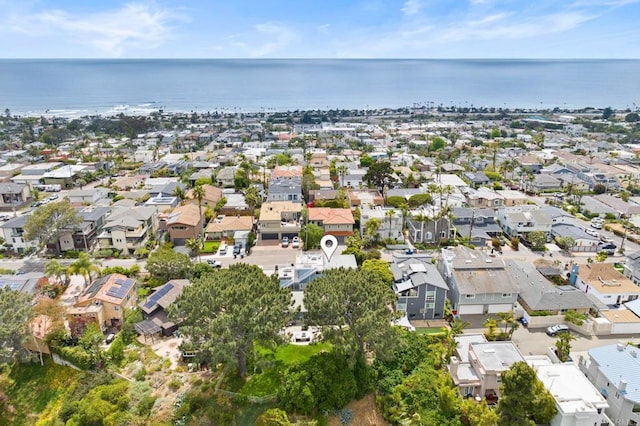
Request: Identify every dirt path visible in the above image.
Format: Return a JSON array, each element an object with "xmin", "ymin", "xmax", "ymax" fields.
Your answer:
[{"xmin": 327, "ymin": 394, "xmax": 388, "ymax": 426}]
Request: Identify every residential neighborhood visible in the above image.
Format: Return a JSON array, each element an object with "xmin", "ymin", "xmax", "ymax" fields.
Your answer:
[{"xmin": 2, "ymin": 105, "xmax": 640, "ymax": 425}]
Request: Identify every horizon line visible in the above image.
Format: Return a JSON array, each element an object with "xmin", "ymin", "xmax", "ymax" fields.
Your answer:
[{"xmin": 0, "ymin": 57, "xmax": 639, "ymax": 61}]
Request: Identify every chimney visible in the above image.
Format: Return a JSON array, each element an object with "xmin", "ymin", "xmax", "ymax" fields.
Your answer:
[{"xmin": 619, "ymin": 379, "xmax": 627, "ymax": 392}]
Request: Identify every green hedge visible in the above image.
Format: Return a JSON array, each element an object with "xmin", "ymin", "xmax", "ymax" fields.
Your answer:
[{"xmin": 59, "ymin": 346, "xmax": 94, "ymax": 370}]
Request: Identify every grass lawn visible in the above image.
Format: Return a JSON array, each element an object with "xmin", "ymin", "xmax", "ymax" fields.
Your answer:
[
  {"xmin": 239, "ymin": 343, "xmax": 332, "ymax": 396},
  {"xmin": 202, "ymin": 241, "xmax": 220, "ymax": 253},
  {"xmin": 3, "ymin": 360, "xmax": 80, "ymax": 425},
  {"xmin": 416, "ymin": 327, "xmax": 445, "ymax": 335}
]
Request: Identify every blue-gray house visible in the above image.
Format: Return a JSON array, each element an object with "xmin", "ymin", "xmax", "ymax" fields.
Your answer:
[{"xmin": 391, "ymin": 256, "xmax": 449, "ymax": 320}]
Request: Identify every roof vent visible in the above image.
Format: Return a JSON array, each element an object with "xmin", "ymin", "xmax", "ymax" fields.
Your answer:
[
  {"xmin": 631, "ymin": 350, "xmax": 638, "ymax": 358},
  {"xmin": 617, "ymin": 343, "xmax": 625, "ymax": 351}
]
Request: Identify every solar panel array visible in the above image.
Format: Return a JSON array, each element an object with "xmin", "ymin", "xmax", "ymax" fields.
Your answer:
[
  {"xmin": 105, "ymin": 277, "xmax": 136, "ymax": 299},
  {"xmin": 143, "ymin": 283, "xmax": 174, "ymax": 310}
]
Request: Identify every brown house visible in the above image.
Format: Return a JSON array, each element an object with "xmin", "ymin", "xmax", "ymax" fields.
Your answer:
[
  {"xmin": 165, "ymin": 203, "xmax": 203, "ymax": 245},
  {"xmin": 187, "ymin": 184, "xmax": 223, "ymax": 210},
  {"xmin": 206, "ymin": 215, "xmax": 254, "ymax": 241},
  {"xmin": 66, "ymin": 274, "xmax": 138, "ymax": 335}
]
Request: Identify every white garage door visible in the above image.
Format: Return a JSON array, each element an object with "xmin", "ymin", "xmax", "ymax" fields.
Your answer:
[
  {"xmin": 458, "ymin": 304, "xmax": 484, "ymax": 315},
  {"xmin": 487, "ymin": 304, "xmax": 514, "ymax": 314}
]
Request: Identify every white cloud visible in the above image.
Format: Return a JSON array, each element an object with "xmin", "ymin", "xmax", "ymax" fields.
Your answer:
[
  {"xmin": 402, "ymin": 0, "xmax": 422, "ymax": 16},
  {"xmin": 245, "ymin": 23, "xmax": 297, "ymax": 57},
  {"xmin": 5, "ymin": 2, "xmax": 186, "ymax": 57}
]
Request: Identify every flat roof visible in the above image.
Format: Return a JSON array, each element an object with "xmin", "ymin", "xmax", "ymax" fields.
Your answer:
[
  {"xmin": 535, "ymin": 364, "xmax": 608, "ymax": 414},
  {"xmin": 470, "ymin": 341, "xmax": 524, "ymax": 372}
]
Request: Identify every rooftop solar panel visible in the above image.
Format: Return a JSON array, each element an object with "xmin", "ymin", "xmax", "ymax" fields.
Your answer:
[{"xmin": 143, "ymin": 283, "xmax": 173, "ymax": 309}]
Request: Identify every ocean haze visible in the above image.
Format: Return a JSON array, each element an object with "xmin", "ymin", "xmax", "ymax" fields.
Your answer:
[{"xmin": 0, "ymin": 59, "xmax": 639, "ymax": 116}]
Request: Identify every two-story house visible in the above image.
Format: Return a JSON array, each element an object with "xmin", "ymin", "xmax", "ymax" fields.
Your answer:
[
  {"xmin": 463, "ymin": 171, "xmax": 491, "ymax": 188},
  {"xmin": 451, "ymin": 207, "xmax": 502, "ymax": 247},
  {"xmin": 258, "ymin": 201, "xmax": 302, "ymax": 241},
  {"xmin": 267, "ymin": 177, "xmax": 303, "ymax": 203},
  {"xmin": 98, "ymin": 206, "xmax": 157, "ymax": 255},
  {"xmin": 164, "ymin": 204, "xmax": 203, "ymax": 245},
  {"xmin": 449, "ymin": 334, "xmax": 525, "ymax": 402},
  {"xmin": 496, "ymin": 206, "xmax": 552, "ymax": 238},
  {"xmin": 0, "ymin": 215, "xmax": 38, "ymax": 254},
  {"xmin": 439, "ymin": 246, "xmax": 519, "ymax": 315},
  {"xmin": 53, "ymin": 206, "xmax": 110, "ymax": 253},
  {"xmin": 308, "ymin": 207, "xmax": 354, "ymax": 243},
  {"xmin": 0, "ymin": 183, "xmax": 31, "ymax": 211},
  {"xmin": 391, "ymin": 256, "xmax": 448, "ymax": 320},
  {"xmin": 623, "ymin": 251, "xmax": 640, "ymax": 285},
  {"xmin": 536, "ymin": 363, "xmax": 610, "ymax": 426},
  {"xmin": 464, "ymin": 187, "xmax": 505, "ymax": 209},
  {"xmin": 570, "ymin": 263, "xmax": 640, "ymax": 307},
  {"xmin": 579, "ymin": 343, "xmax": 640, "ymax": 426},
  {"xmin": 66, "ymin": 274, "xmax": 138, "ymax": 335},
  {"xmin": 359, "ymin": 207, "xmax": 404, "ymax": 242}
]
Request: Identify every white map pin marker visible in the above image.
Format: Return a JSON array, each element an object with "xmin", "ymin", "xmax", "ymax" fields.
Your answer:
[{"xmin": 320, "ymin": 235, "xmax": 338, "ymax": 262}]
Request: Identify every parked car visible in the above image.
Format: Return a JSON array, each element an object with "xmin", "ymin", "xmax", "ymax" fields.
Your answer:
[
  {"xmin": 105, "ymin": 333, "xmax": 116, "ymax": 344},
  {"xmin": 585, "ymin": 228, "xmax": 599, "ymax": 238},
  {"xmin": 291, "ymin": 236, "xmax": 300, "ymax": 248},
  {"xmin": 599, "ymin": 242, "xmax": 617, "ymax": 255},
  {"xmin": 233, "ymin": 243, "xmax": 243, "ymax": 256},
  {"xmin": 281, "ymin": 237, "xmax": 290, "ymax": 247},
  {"xmin": 219, "ymin": 243, "xmax": 228, "ymax": 255},
  {"xmin": 546, "ymin": 324, "xmax": 569, "ymax": 336},
  {"xmin": 590, "ymin": 221, "xmax": 603, "ymax": 229},
  {"xmin": 600, "ymin": 235, "xmax": 613, "ymax": 244},
  {"xmin": 206, "ymin": 259, "xmax": 222, "ymax": 268}
]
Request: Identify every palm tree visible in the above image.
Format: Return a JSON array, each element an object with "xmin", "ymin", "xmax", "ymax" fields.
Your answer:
[
  {"xmin": 484, "ymin": 317, "xmax": 498, "ymax": 341},
  {"xmin": 173, "ymin": 186, "xmax": 186, "ymax": 204},
  {"xmin": 337, "ymin": 165, "xmax": 348, "ymax": 187},
  {"xmin": 68, "ymin": 252, "xmax": 101, "ymax": 286},
  {"xmin": 186, "ymin": 237, "xmax": 203, "ymax": 263},
  {"xmin": 191, "ymin": 184, "xmax": 206, "ymax": 239},
  {"xmin": 44, "ymin": 259, "xmax": 67, "ymax": 285},
  {"xmin": 385, "ymin": 209, "xmax": 396, "ymax": 241},
  {"xmin": 364, "ymin": 217, "xmax": 382, "ymax": 246},
  {"xmin": 496, "ymin": 311, "xmax": 519, "ymax": 339}
]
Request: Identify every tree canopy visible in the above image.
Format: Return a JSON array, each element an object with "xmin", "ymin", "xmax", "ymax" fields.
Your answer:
[
  {"xmin": 169, "ymin": 263, "xmax": 292, "ymax": 376},
  {"xmin": 0, "ymin": 287, "xmax": 34, "ymax": 363},
  {"xmin": 497, "ymin": 361, "xmax": 557, "ymax": 425},
  {"xmin": 299, "ymin": 223, "xmax": 323, "ymax": 250},
  {"xmin": 361, "ymin": 259, "xmax": 393, "ymax": 285},
  {"xmin": 363, "ymin": 161, "xmax": 395, "ymax": 194},
  {"xmin": 304, "ymin": 268, "xmax": 398, "ymax": 361},
  {"xmin": 23, "ymin": 200, "xmax": 82, "ymax": 252},
  {"xmin": 145, "ymin": 245, "xmax": 192, "ymax": 285}
]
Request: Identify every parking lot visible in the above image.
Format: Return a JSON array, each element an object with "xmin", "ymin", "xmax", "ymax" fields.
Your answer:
[{"xmin": 200, "ymin": 243, "xmax": 301, "ymax": 272}]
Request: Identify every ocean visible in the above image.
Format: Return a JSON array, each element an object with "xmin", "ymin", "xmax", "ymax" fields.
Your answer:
[{"xmin": 0, "ymin": 59, "xmax": 639, "ymax": 117}]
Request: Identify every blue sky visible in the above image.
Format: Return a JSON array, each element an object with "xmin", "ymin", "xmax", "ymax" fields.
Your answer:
[{"xmin": 0, "ymin": 0, "xmax": 639, "ymax": 58}]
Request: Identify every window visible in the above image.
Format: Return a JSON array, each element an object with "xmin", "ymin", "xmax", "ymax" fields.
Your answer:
[
  {"xmin": 173, "ymin": 225, "xmax": 187, "ymax": 230},
  {"xmin": 114, "ymin": 306, "xmax": 119, "ymax": 311},
  {"xmin": 465, "ymin": 294, "xmax": 475, "ymax": 299},
  {"xmin": 397, "ymin": 303, "xmax": 407, "ymax": 312},
  {"xmin": 426, "ymin": 303, "xmax": 435, "ymax": 309},
  {"xmin": 502, "ymin": 293, "xmax": 511, "ymax": 298},
  {"xmin": 426, "ymin": 291, "xmax": 436, "ymax": 301}
]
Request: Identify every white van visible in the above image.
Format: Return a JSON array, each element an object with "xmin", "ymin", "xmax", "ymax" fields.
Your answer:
[
  {"xmin": 590, "ymin": 218, "xmax": 604, "ymax": 229},
  {"xmin": 219, "ymin": 243, "xmax": 228, "ymax": 255}
]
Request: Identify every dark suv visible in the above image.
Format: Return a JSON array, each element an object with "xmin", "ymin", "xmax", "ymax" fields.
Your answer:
[{"xmin": 233, "ymin": 243, "xmax": 243, "ymax": 256}]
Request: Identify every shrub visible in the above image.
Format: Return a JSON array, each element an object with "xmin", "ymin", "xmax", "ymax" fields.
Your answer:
[
  {"xmin": 168, "ymin": 379, "xmax": 182, "ymax": 391},
  {"xmin": 256, "ymin": 408, "xmax": 291, "ymax": 426},
  {"xmin": 59, "ymin": 345, "xmax": 94, "ymax": 370},
  {"xmin": 134, "ymin": 367, "xmax": 147, "ymax": 381}
]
